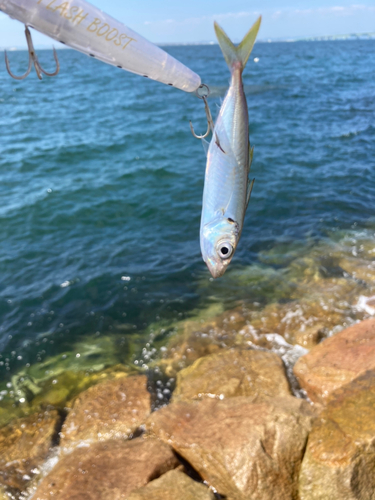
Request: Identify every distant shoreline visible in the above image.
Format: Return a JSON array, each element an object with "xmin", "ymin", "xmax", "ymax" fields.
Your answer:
[
  {"xmin": 160, "ymin": 32, "xmax": 375, "ymax": 45},
  {"xmin": 1, "ymin": 32, "xmax": 375, "ymax": 51}
]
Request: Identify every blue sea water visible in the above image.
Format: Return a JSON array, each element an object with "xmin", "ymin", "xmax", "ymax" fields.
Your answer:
[{"xmin": 0, "ymin": 40, "xmax": 375, "ymax": 383}]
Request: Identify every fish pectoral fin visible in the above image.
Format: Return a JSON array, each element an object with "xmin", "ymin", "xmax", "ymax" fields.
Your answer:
[
  {"xmin": 202, "ymin": 138, "xmax": 210, "ymax": 157},
  {"xmin": 246, "ymin": 177, "xmax": 255, "ymax": 209},
  {"xmin": 215, "ymin": 133, "xmax": 226, "ymax": 154}
]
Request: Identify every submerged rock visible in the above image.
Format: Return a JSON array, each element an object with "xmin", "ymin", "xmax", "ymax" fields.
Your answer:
[
  {"xmin": 125, "ymin": 469, "xmax": 215, "ymax": 500},
  {"xmin": 155, "ymin": 305, "xmax": 312, "ymax": 379},
  {"xmin": 0, "ymin": 365, "xmax": 134, "ymax": 429},
  {"xmin": 146, "ymin": 396, "xmax": 315, "ymax": 500},
  {"xmin": 155, "ymin": 287, "xmax": 362, "ymax": 379},
  {"xmin": 172, "ymin": 348, "xmax": 291, "ymax": 402},
  {"xmin": 299, "ymin": 370, "xmax": 375, "ymax": 500},
  {"xmin": 60, "ymin": 375, "xmax": 150, "ymax": 448},
  {"xmin": 240, "ymin": 301, "xmax": 336, "ymax": 350},
  {"xmin": 294, "ymin": 318, "xmax": 375, "ymax": 403},
  {"xmin": 156, "ymin": 309, "xmax": 241, "ymax": 377},
  {"xmin": 32, "ymin": 437, "xmax": 179, "ymax": 500},
  {"xmin": 12, "ymin": 335, "xmax": 130, "ymax": 395},
  {"xmin": 0, "ymin": 410, "xmax": 60, "ymax": 491},
  {"xmin": 0, "ymin": 401, "xmax": 32, "ymax": 432}
]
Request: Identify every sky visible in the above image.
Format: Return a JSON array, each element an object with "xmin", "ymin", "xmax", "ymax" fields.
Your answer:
[{"xmin": 0, "ymin": 0, "xmax": 375, "ymax": 48}]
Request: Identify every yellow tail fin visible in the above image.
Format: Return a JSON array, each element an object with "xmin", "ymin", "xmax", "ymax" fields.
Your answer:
[{"xmin": 214, "ymin": 16, "xmax": 261, "ymax": 73}]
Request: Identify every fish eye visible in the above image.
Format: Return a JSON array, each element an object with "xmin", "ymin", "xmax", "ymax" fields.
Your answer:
[{"xmin": 218, "ymin": 242, "xmax": 233, "ymax": 259}]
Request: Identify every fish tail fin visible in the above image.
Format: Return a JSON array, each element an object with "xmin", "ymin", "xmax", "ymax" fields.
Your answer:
[{"xmin": 214, "ymin": 16, "xmax": 261, "ymax": 73}]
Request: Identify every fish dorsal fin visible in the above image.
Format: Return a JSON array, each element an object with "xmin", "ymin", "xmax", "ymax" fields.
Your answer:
[
  {"xmin": 246, "ymin": 178, "xmax": 255, "ymax": 209},
  {"xmin": 249, "ymin": 145, "xmax": 254, "ymax": 172}
]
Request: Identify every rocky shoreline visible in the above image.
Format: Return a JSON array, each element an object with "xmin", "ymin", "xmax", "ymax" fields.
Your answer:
[{"xmin": 0, "ymin": 316, "xmax": 374, "ymax": 499}]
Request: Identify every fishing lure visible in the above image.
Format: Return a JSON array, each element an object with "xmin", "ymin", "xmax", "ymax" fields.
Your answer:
[{"xmin": 0, "ymin": 0, "xmax": 201, "ymax": 91}]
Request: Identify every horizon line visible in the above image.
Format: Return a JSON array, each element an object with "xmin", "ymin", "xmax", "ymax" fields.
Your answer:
[{"xmin": 1, "ymin": 31, "xmax": 374, "ymax": 51}]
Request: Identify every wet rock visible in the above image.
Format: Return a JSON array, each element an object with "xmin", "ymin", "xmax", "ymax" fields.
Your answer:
[
  {"xmin": 172, "ymin": 348, "xmax": 291, "ymax": 402},
  {"xmin": 155, "ymin": 295, "xmax": 356, "ymax": 379},
  {"xmin": 156, "ymin": 308, "xmax": 244, "ymax": 377},
  {"xmin": 299, "ymin": 370, "xmax": 375, "ymax": 500},
  {"xmin": 294, "ymin": 318, "xmax": 375, "ymax": 403},
  {"xmin": 0, "ymin": 401, "xmax": 31, "ymax": 431},
  {"xmin": 339, "ymin": 254, "xmax": 375, "ymax": 284},
  {"xmin": 32, "ymin": 437, "xmax": 179, "ymax": 500},
  {"xmin": 146, "ymin": 396, "xmax": 315, "ymax": 500},
  {"xmin": 0, "ymin": 410, "xmax": 60, "ymax": 491},
  {"xmin": 292, "ymin": 324, "xmax": 326, "ymax": 350},
  {"xmin": 60, "ymin": 375, "xmax": 150, "ymax": 448},
  {"xmin": 31, "ymin": 364, "xmax": 132, "ymax": 410},
  {"xmin": 155, "ymin": 303, "xmax": 318, "ymax": 379},
  {"xmin": 240, "ymin": 294, "xmax": 353, "ymax": 350},
  {"xmin": 125, "ymin": 469, "xmax": 215, "ymax": 500},
  {"xmin": 0, "ymin": 364, "xmax": 135, "ymax": 430}
]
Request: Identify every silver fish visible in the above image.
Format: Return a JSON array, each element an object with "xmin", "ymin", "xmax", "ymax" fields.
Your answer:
[{"xmin": 200, "ymin": 17, "xmax": 261, "ymax": 278}]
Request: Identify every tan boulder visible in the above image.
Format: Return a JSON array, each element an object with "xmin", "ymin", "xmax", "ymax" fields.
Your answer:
[
  {"xmin": 299, "ymin": 370, "xmax": 375, "ymax": 499},
  {"xmin": 172, "ymin": 349, "xmax": 291, "ymax": 402},
  {"xmin": 32, "ymin": 437, "xmax": 179, "ymax": 500},
  {"xmin": 146, "ymin": 396, "xmax": 315, "ymax": 500},
  {"xmin": 125, "ymin": 469, "xmax": 215, "ymax": 500},
  {"xmin": 60, "ymin": 375, "xmax": 150, "ymax": 448},
  {"xmin": 0, "ymin": 410, "xmax": 60, "ymax": 491},
  {"xmin": 294, "ymin": 318, "xmax": 375, "ymax": 403}
]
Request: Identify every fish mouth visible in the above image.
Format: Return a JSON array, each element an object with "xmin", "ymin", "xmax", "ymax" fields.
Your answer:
[
  {"xmin": 205, "ymin": 256, "xmax": 229, "ymax": 279},
  {"xmin": 200, "ymin": 220, "xmax": 237, "ymax": 278}
]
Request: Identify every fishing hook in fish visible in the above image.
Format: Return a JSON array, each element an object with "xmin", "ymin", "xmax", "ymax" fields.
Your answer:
[
  {"xmin": 5, "ymin": 25, "xmax": 60, "ymax": 80},
  {"xmin": 190, "ymin": 84, "xmax": 215, "ymax": 139}
]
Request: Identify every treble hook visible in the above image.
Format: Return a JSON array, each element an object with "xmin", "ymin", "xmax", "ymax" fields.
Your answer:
[
  {"xmin": 5, "ymin": 26, "xmax": 60, "ymax": 80},
  {"xmin": 190, "ymin": 84, "xmax": 215, "ymax": 139}
]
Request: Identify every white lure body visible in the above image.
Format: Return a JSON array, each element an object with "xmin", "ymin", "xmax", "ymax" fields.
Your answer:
[{"xmin": 0, "ymin": 0, "xmax": 201, "ymax": 92}]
